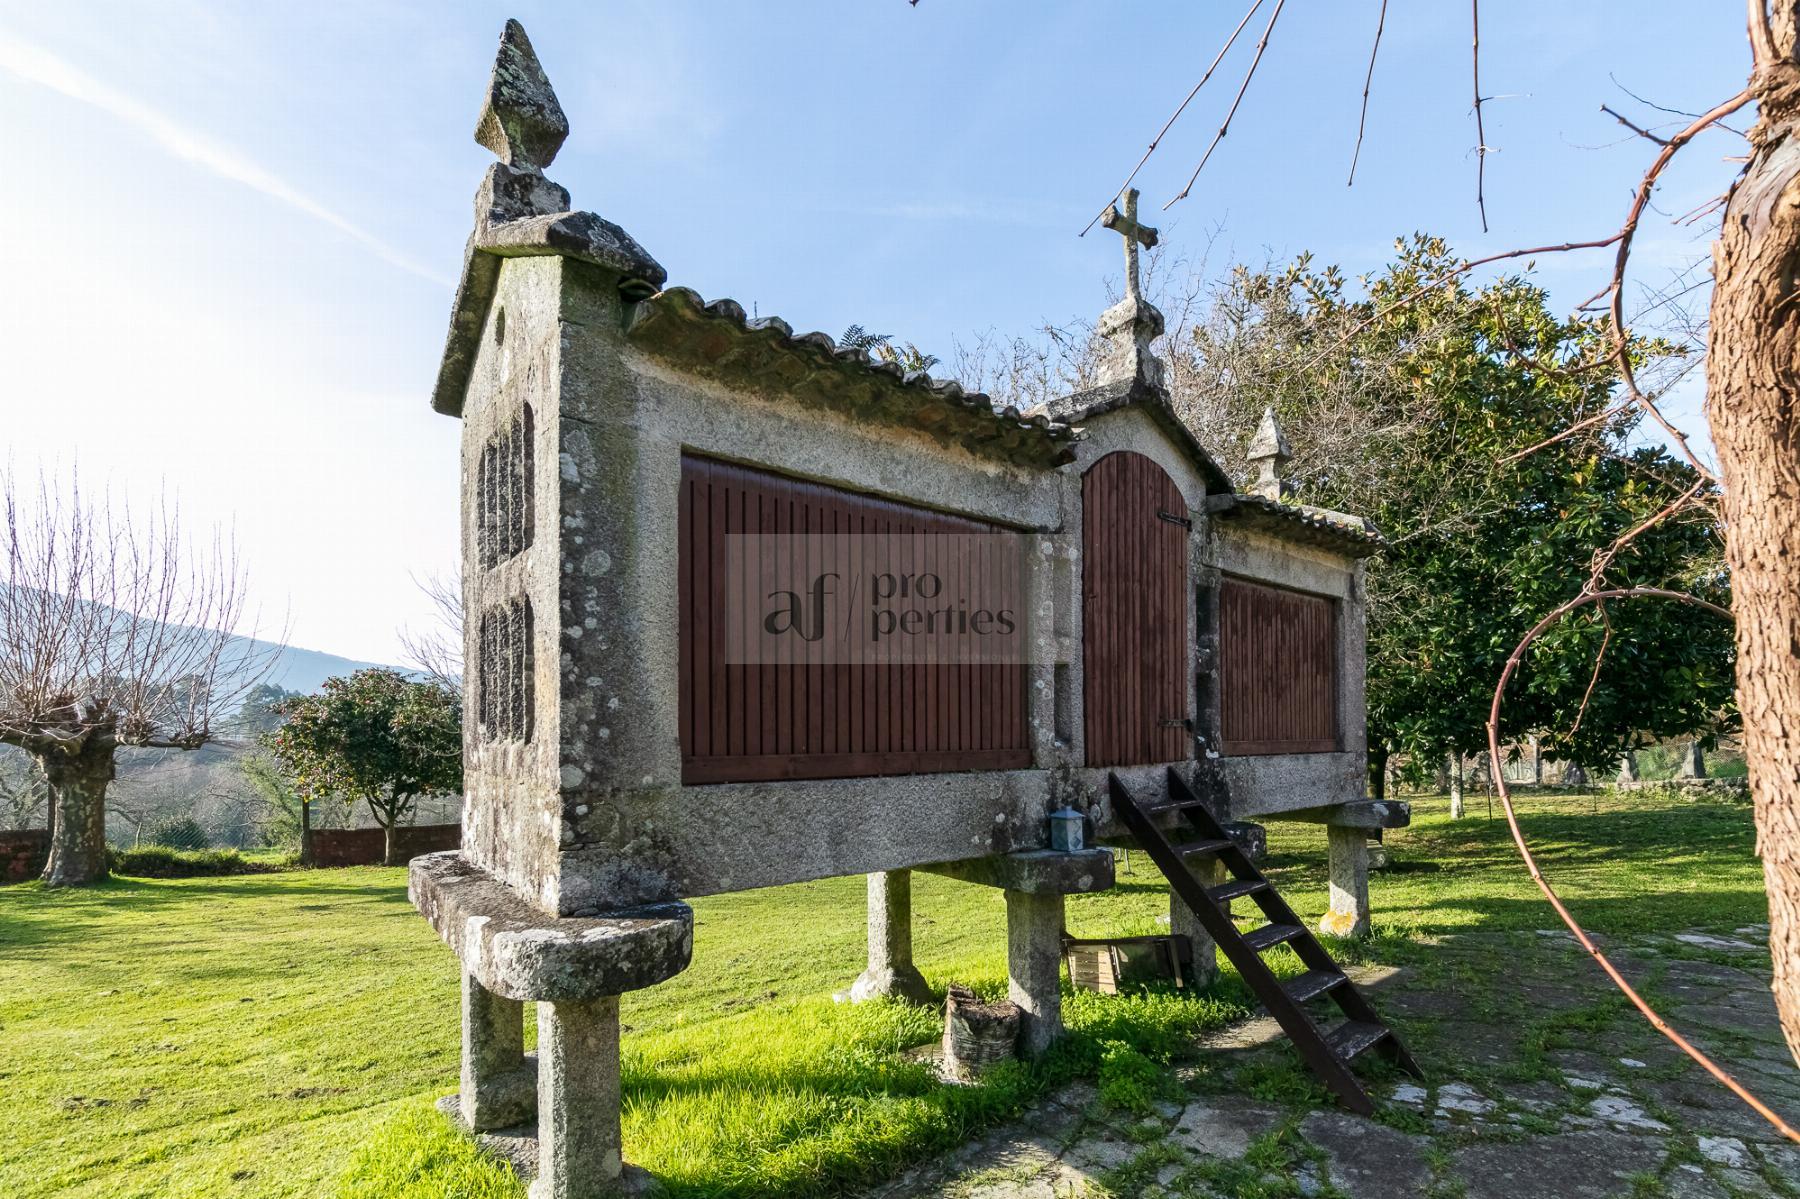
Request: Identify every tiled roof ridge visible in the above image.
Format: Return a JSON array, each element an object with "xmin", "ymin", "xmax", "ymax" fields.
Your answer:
[
  {"xmin": 1218, "ymin": 491, "xmax": 1387, "ymax": 555},
  {"xmin": 642, "ymin": 287, "xmax": 1074, "ymax": 437}
]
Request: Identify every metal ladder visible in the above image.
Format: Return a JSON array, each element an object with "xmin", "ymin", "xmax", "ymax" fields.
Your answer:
[{"xmin": 1109, "ymin": 767, "xmax": 1422, "ymax": 1114}]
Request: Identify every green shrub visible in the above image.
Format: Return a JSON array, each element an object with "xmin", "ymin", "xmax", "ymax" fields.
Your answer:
[
  {"xmin": 145, "ymin": 816, "xmax": 209, "ymax": 849},
  {"xmin": 108, "ymin": 845, "xmax": 290, "ymax": 878},
  {"xmin": 1096, "ymin": 1039, "xmax": 1165, "ymax": 1115}
]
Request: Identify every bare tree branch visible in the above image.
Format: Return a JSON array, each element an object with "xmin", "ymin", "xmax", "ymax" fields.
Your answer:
[
  {"xmin": 1601, "ymin": 103, "xmax": 1671, "ymax": 146},
  {"xmin": 1166, "ymin": 0, "xmax": 1288, "ymax": 209},
  {"xmin": 1348, "ymin": 0, "xmax": 1390, "ymax": 186},
  {"xmin": 1081, "ymin": 0, "xmax": 1267, "ymax": 236},
  {"xmin": 1485, "ymin": 586, "xmax": 1799, "ymax": 1145},
  {"xmin": 1472, "ymin": 0, "xmax": 1490, "ymax": 231}
]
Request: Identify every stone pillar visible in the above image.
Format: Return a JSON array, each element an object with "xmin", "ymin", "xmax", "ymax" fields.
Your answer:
[
  {"xmin": 1678, "ymin": 741, "xmax": 1707, "ymax": 779},
  {"xmin": 461, "ymin": 972, "xmax": 535, "ymax": 1130},
  {"xmin": 1319, "ymin": 825, "xmax": 1371, "ymax": 939},
  {"xmin": 1618, "ymin": 751, "xmax": 1639, "ymax": 783},
  {"xmin": 533, "ymin": 996, "xmax": 623, "ymax": 1199},
  {"xmin": 1005, "ymin": 889, "xmax": 1066, "ymax": 1056},
  {"xmin": 1170, "ymin": 858, "xmax": 1225, "ymax": 988},
  {"xmin": 850, "ymin": 870, "xmax": 933, "ymax": 1004}
]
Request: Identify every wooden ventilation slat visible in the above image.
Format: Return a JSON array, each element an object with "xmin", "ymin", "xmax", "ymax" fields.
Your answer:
[
  {"xmin": 1080, "ymin": 451, "xmax": 1191, "ymax": 767},
  {"xmin": 1218, "ymin": 576, "xmax": 1339, "ymax": 756},
  {"xmin": 678, "ymin": 454, "xmax": 1030, "ymax": 784}
]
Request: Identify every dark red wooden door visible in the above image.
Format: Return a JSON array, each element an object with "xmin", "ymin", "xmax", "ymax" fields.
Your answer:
[
  {"xmin": 1082, "ymin": 451, "xmax": 1191, "ymax": 766},
  {"xmin": 1218, "ymin": 577, "xmax": 1339, "ymax": 755},
  {"xmin": 678, "ymin": 454, "xmax": 1031, "ymax": 784}
]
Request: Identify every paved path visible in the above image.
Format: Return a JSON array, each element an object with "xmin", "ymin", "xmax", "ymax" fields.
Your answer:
[{"xmin": 865, "ymin": 926, "xmax": 1800, "ymax": 1198}]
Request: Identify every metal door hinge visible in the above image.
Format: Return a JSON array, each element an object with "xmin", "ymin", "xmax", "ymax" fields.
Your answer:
[{"xmin": 1157, "ymin": 510, "xmax": 1192, "ymax": 529}]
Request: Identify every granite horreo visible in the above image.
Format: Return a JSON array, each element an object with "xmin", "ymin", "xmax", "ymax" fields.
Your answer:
[{"xmin": 410, "ymin": 21, "xmax": 1404, "ymax": 1196}]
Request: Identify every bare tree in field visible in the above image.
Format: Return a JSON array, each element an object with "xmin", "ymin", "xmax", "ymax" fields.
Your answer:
[
  {"xmin": 397, "ymin": 568, "xmax": 463, "ymax": 693},
  {"xmin": 0, "ymin": 474, "xmax": 267, "ymax": 886}
]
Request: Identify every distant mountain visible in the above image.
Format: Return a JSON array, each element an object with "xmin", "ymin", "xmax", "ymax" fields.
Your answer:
[
  {"xmin": 257, "ymin": 639, "xmax": 401, "ymax": 695},
  {"xmin": 0, "ymin": 582, "xmax": 405, "ymax": 699}
]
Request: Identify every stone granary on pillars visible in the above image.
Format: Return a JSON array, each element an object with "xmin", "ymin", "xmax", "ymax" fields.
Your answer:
[{"xmin": 409, "ymin": 20, "xmax": 1405, "ymax": 1196}]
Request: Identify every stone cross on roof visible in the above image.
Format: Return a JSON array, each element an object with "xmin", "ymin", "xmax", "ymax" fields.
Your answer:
[
  {"xmin": 475, "ymin": 19, "xmax": 569, "ymax": 172},
  {"xmin": 1101, "ymin": 188, "xmax": 1159, "ymax": 302}
]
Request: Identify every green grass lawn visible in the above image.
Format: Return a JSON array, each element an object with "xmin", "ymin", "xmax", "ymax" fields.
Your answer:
[{"xmin": 0, "ymin": 790, "xmax": 1769, "ymax": 1199}]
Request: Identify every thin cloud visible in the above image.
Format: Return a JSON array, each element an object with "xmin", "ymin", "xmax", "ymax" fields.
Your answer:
[{"xmin": 0, "ymin": 30, "xmax": 451, "ymax": 287}]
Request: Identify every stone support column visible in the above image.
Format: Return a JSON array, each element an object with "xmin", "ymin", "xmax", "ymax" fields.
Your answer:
[
  {"xmin": 462, "ymin": 972, "xmax": 535, "ymax": 1131},
  {"xmin": 1170, "ymin": 858, "xmax": 1225, "ymax": 988},
  {"xmin": 533, "ymin": 995, "xmax": 623, "ymax": 1199},
  {"xmin": 1319, "ymin": 824, "xmax": 1371, "ymax": 939},
  {"xmin": 1005, "ymin": 889, "xmax": 1066, "ymax": 1056},
  {"xmin": 850, "ymin": 870, "xmax": 933, "ymax": 1004}
]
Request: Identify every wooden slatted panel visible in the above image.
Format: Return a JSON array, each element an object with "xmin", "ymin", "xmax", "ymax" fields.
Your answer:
[
  {"xmin": 1081, "ymin": 451, "xmax": 1191, "ymax": 767},
  {"xmin": 679, "ymin": 454, "xmax": 1030, "ymax": 784},
  {"xmin": 1218, "ymin": 577, "xmax": 1339, "ymax": 755}
]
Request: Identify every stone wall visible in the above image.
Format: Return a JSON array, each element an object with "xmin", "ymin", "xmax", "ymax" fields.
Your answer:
[
  {"xmin": 0, "ymin": 829, "xmax": 49, "ymax": 883},
  {"xmin": 310, "ymin": 824, "xmax": 462, "ymax": 868}
]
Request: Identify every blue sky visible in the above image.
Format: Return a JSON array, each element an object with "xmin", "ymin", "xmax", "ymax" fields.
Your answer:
[{"xmin": 0, "ymin": 2, "xmax": 1752, "ymax": 663}]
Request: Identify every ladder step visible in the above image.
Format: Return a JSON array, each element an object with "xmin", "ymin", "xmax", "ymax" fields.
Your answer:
[
  {"xmin": 1324, "ymin": 1020, "xmax": 1391, "ymax": 1063},
  {"xmin": 1139, "ymin": 798, "xmax": 1207, "ymax": 817},
  {"xmin": 1241, "ymin": 923, "xmax": 1306, "ymax": 952},
  {"xmin": 1284, "ymin": 969, "xmax": 1348, "ymax": 1003},
  {"xmin": 1172, "ymin": 837, "xmax": 1234, "ymax": 858},
  {"xmin": 1208, "ymin": 879, "xmax": 1268, "ymax": 904}
]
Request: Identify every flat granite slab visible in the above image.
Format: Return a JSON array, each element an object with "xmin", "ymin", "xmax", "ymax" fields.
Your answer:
[
  {"xmin": 410, "ymin": 851, "xmax": 693, "ymax": 1002},
  {"xmin": 919, "ymin": 848, "xmax": 1115, "ymax": 895}
]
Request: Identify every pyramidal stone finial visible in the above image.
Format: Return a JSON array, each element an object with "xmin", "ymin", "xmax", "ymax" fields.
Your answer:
[
  {"xmin": 1246, "ymin": 406, "xmax": 1292, "ymax": 499},
  {"xmin": 475, "ymin": 20, "xmax": 569, "ymax": 172}
]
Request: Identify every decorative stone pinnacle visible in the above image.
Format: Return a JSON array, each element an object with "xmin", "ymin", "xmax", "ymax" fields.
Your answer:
[
  {"xmin": 1101, "ymin": 188, "xmax": 1159, "ymax": 302},
  {"xmin": 475, "ymin": 20, "xmax": 569, "ymax": 172},
  {"xmin": 1246, "ymin": 406, "xmax": 1293, "ymax": 500}
]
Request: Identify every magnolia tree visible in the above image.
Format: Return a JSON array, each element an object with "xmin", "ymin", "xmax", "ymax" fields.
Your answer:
[
  {"xmin": 0, "ymin": 474, "xmax": 265, "ymax": 886},
  {"xmin": 267, "ymin": 668, "xmax": 461, "ymax": 866}
]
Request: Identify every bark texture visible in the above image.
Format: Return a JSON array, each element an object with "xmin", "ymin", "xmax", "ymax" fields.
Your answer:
[
  {"xmin": 37, "ymin": 749, "xmax": 115, "ymax": 888},
  {"xmin": 1707, "ymin": 36, "xmax": 1800, "ymax": 1067},
  {"xmin": 1448, "ymin": 752, "xmax": 1466, "ymax": 819}
]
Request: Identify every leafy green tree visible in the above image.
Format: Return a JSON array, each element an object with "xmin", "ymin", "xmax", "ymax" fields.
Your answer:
[
  {"xmin": 238, "ymin": 750, "xmax": 311, "ymax": 862},
  {"xmin": 266, "ymin": 669, "xmax": 462, "ymax": 865},
  {"xmin": 233, "ymin": 683, "xmax": 300, "ymax": 739},
  {"xmin": 1173, "ymin": 238, "xmax": 1734, "ymax": 795}
]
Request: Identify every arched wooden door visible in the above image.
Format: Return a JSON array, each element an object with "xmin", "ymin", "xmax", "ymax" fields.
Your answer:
[{"xmin": 1082, "ymin": 451, "xmax": 1191, "ymax": 766}]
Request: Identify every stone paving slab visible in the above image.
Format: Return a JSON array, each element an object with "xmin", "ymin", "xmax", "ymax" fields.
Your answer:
[{"xmin": 856, "ymin": 925, "xmax": 1800, "ymax": 1199}]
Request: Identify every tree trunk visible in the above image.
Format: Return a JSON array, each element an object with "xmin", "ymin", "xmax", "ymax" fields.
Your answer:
[
  {"xmin": 1368, "ymin": 745, "xmax": 1389, "ymax": 800},
  {"xmin": 1448, "ymin": 753, "xmax": 1465, "ymax": 819},
  {"xmin": 382, "ymin": 819, "xmax": 400, "ymax": 867},
  {"xmin": 298, "ymin": 798, "xmax": 314, "ymax": 867},
  {"xmin": 1707, "ymin": 33, "xmax": 1800, "ymax": 1066},
  {"xmin": 37, "ymin": 748, "xmax": 115, "ymax": 888}
]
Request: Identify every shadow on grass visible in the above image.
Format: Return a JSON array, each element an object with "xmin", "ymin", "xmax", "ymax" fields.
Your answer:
[{"xmin": 0, "ymin": 873, "xmax": 416, "ymax": 953}]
